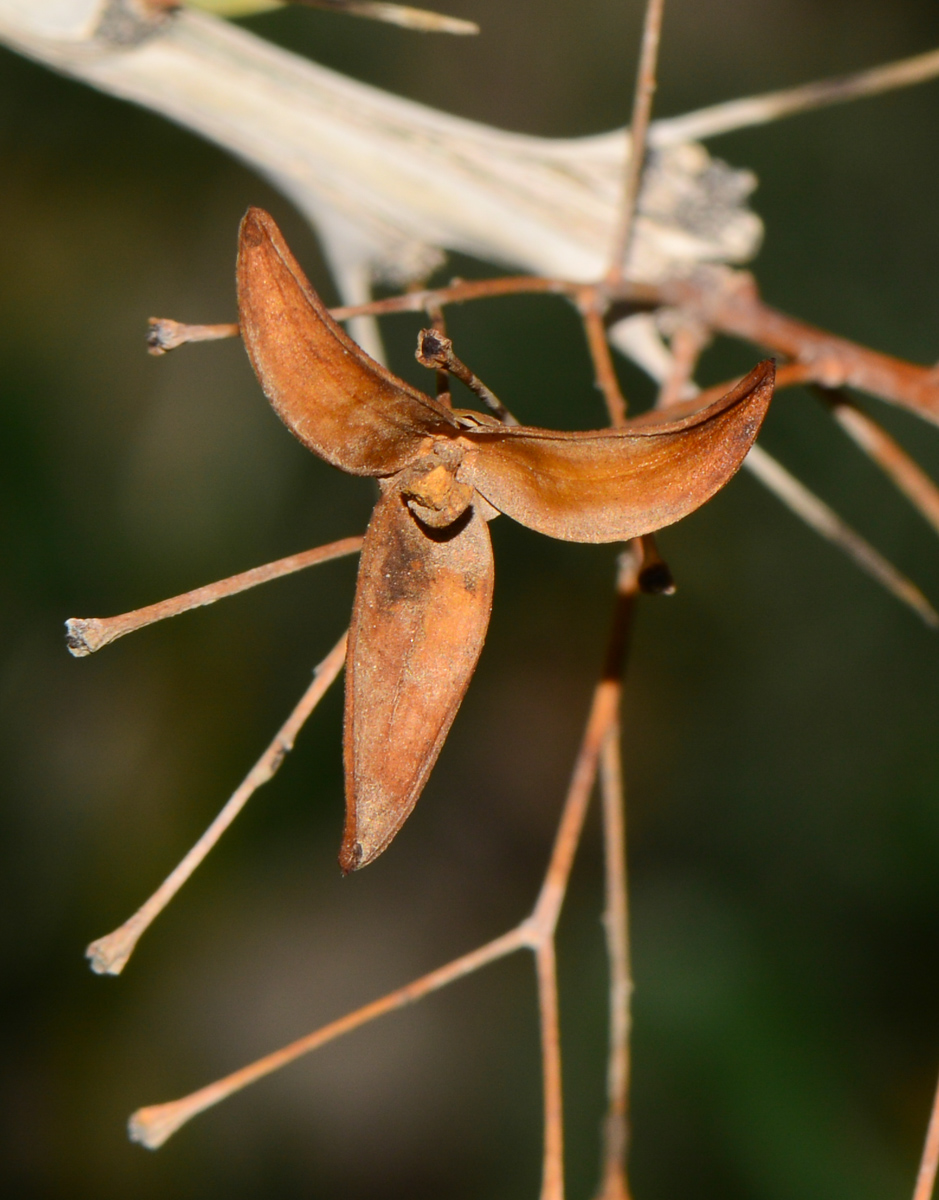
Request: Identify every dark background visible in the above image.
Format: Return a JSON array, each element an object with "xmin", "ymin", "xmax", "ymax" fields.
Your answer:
[{"xmin": 2, "ymin": 1, "xmax": 939, "ymax": 1197}]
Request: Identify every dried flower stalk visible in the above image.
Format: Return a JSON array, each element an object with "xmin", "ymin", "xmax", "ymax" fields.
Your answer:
[{"xmin": 4, "ymin": 3, "xmax": 939, "ymax": 1197}]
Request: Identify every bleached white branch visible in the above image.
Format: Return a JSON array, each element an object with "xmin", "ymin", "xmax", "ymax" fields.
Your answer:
[
  {"xmin": 0, "ymin": 0, "xmax": 761, "ymax": 301},
  {"xmin": 3, "ymin": 3, "xmax": 938, "ymax": 376}
]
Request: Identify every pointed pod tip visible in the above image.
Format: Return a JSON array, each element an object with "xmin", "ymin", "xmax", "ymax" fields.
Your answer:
[
  {"xmin": 338, "ymin": 837, "xmax": 364, "ymax": 875},
  {"xmin": 726, "ymin": 357, "xmax": 775, "ymax": 409},
  {"xmin": 239, "ymin": 206, "xmax": 270, "ymax": 249}
]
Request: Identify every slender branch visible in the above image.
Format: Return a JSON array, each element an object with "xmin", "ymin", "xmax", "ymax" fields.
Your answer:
[
  {"xmin": 536, "ymin": 939, "xmax": 565, "ymax": 1200},
  {"xmin": 744, "ymin": 445, "xmax": 938, "ymax": 628},
  {"xmin": 127, "ymin": 550, "xmax": 640, "ymax": 1157},
  {"xmin": 652, "ymin": 273, "xmax": 939, "ymax": 427},
  {"xmin": 126, "ymin": 681, "xmax": 615, "ymax": 1151},
  {"xmin": 147, "ymin": 318, "xmax": 239, "ymax": 355},
  {"xmin": 335, "ymin": 277, "xmax": 573, "ymax": 320},
  {"xmin": 650, "ymin": 45, "xmax": 939, "ymax": 147},
  {"xmin": 65, "ymin": 536, "xmax": 362, "ymax": 657},
  {"xmin": 86, "ymin": 632, "xmax": 348, "ymax": 977},
  {"xmin": 656, "ymin": 319, "xmax": 709, "ymax": 409},
  {"xmin": 424, "ymin": 300, "xmax": 452, "ymax": 408},
  {"xmin": 287, "ymin": 1, "xmax": 479, "ymax": 35},
  {"xmin": 526, "ymin": 682, "xmax": 620, "ymax": 944},
  {"xmin": 130, "ymin": 924, "xmax": 527, "ymax": 1149},
  {"xmin": 595, "ymin": 723, "xmax": 632, "ymax": 1200},
  {"xmin": 578, "ymin": 291, "xmax": 628, "ymax": 424},
  {"xmin": 146, "ymin": 277, "xmax": 562, "ymax": 354},
  {"xmin": 148, "ymin": 272, "xmax": 939, "ymax": 429},
  {"xmin": 151, "ymin": 276, "xmax": 567, "ymax": 354},
  {"xmin": 913, "ymin": 1066, "xmax": 939, "ymax": 1200},
  {"xmin": 820, "ymin": 390, "xmax": 939, "ymax": 539},
  {"xmin": 357, "ymin": 273, "xmax": 939, "ymax": 425},
  {"xmin": 607, "ymin": 0, "xmax": 666, "ymax": 285},
  {"xmin": 415, "ymin": 328, "xmax": 519, "ymax": 425}
]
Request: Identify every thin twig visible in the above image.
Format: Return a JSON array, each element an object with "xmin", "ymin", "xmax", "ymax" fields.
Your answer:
[
  {"xmin": 147, "ymin": 278, "xmax": 569, "ymax": 357},
  {"xmin": 525, "ymin": 679, "xmax": 622, "ymax": 945},
  {"xmin": 535, "ymin": 938, "xmax": 565, "ymax": 1200},
  {"xmin": 343, "ymin": 273, "xmax": 939, "ymax": 425},
  {"xmin": 415, "ymin": 328, "xmax": 519, "ymax": 425},
  {"xmin": 913, "ymin": 1066, "xmax": 939, "ymax": 1200},
  {"xmin": 292, "ymin": 1, "xmax": 479, "ymax": 36},
  {"xmin": 656, "ymin": 319, "xmax": 709, "ymax": 409},
  {"xmin": 607, "ymin": 0, "xmax": 666, "ymax": 286},
  {"xmin": 333, "ymin": 275, "xmax": 571, "ymax": 320},
  {"xmin": 127, "ymin": 551, "xmax": 640, "ymax": 1158},
  {"xmin": 519, "ymin": 677, "xmax": 619, "ymax": 1200},
  {"xmin": 744, "ymin": 445, "xmax": 939, "ymax": 628},
  {"xmin": 148, "ymin": 275, "xmax": 939, "ymax": 429},
  {"xmin": 652, "ymin": 273, "xmax": 939, "ymax": 427},
  {"xmin": 579, "ymin": 290, "xmax": 628, "ymax": 424},
  {"xmin": 596, "ymin": 723, "xmax": 632, "ymax": 1200},
  {"xmin": 650, "ymin": 45, "xmax": 939, "ymax": 147},
  {"xmin": 65, "ymin": 536, "xmax": 362, "ymax": 657},
  {"xmin": 130, "ymin": 924, "xmax": 527, "ymax": 1149},
  {"xmin": 147, "ymin": 318, "xmax": 239, "ymax": 355},
  {"xmin": 348, "ymin": 275, "xmax": 939, "ymax": 424},
  {"xmin": 819, "ymin": 389, "xmax": 939, "ymax": 539},
  {"xmin": 86, "ymin": 632, "xmax": 348, "ymax": 977},
  {"xmin": 424, "ymin": 300, "xmax": 452, "ymax": 407}
]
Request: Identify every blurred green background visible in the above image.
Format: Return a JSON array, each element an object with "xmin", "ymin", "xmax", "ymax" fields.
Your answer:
[{"xmin": 2, "ymin": 1, "xmax": 939, "ymax": 1197}]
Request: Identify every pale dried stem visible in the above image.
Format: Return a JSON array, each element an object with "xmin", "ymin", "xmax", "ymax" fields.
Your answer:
[
  {"xmin": 579, "ymin": 293, "xmax": 628, "ymax": 424},
  {"xmin": 607, "ymin": 0, "xmax": 666, "ymax": 286},
  {"xmin": 821, "ymin": 390, "xmax": 939, "ymax": 539},
  {"xmin": 650, "ymin": 46, "xmax": 939, "ymax": 147},
  {"xmin": 596, "ymin": 725, "xmax": 632, "ymax": 1200},
  {"xmin": 913, "ymin": 1066, "xmax": 939, "ymax": 1200},
  {"xmin": 744, "ymin": 445, "xmax": 939, "ymax": 627},
  {"xmin": 86, "ymin": 632, "xmax": 348, "ymax": 977},
  {"xmin": 65, "ymin": 536, "xmax": 362, "ymax": 657}
]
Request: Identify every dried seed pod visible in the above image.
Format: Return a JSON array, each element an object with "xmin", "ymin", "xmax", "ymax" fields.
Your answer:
[{"xmin": 237, "ymin": 207, "xmax": 775, "ymax": 868}]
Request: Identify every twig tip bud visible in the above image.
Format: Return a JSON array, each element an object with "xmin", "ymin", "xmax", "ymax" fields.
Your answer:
[
  {"xmin": 128, "ymin": 1102, "xmax": 187, "ymax": 1150},
  {"xmin": 65, "ymin": 618, "xmax": 105, "ymax": 658},
  {"xmin": 416, "ymin": 327, "xmax": 452, "ymax": 369},
  {"xmin": 85, "ymin": 927, "xmax": 138, "ymax": 976}
]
